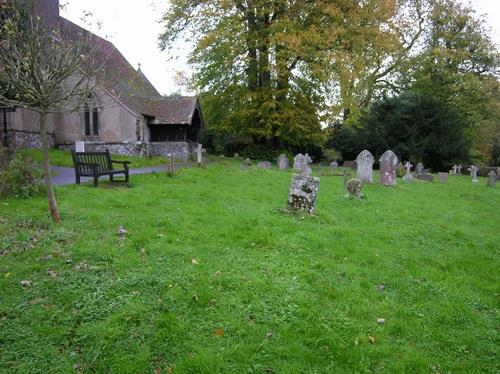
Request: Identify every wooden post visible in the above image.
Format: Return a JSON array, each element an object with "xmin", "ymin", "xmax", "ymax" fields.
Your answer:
[{"xmin": 167, "ymin": 153, "xmax": 174, "ymax": 177}]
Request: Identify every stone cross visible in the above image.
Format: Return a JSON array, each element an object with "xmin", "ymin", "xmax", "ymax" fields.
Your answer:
[
  {"xmin": 277, "ymin": 154, "xmax": 289, "ymax": 171},
  {"xmin": 355, "ymin": 150, "xmax": 374, "ymax": 183},
  {"xmin": 452, "ymin": 165, "xmax": 459, "ymax": 175},
  {"xmin": 468, "ymin": 165, "xmax": 479, "ymax": 182},
  {"xmin": 487, "ymin": 171, "xmax": 497, "ymax": 187},
  {"xmin": 403, "ymin": 161, "xmax": 413, "ymax": 182},
  {"xmin": 287, "ymin": 174, "xmax": 320, "ymax": 214},
  {"xmin": 379, "ymin": 150, "xmax": 398, "ymax": 186},
  {"xmin": 416, "ymin": 162, "xmax": 424, "ymax": 175},
  {"xmin": 293, "ymin": 153, "xmax": 312, "ymax": 176}
]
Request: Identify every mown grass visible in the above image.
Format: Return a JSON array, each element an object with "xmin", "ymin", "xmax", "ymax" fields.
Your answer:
[
  {"xmin": 0, "ymin": 161, "xmax": 499, "ymax": 373},
  {"xmin": 18, "ymin": 148, "xmax": 168, "ymax": 168}
]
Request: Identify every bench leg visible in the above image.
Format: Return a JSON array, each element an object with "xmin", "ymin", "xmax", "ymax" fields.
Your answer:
[
  {"xmin": 93, "ymin": 174, "xmax": 98, "ymax": 187},
  {"xmin": 76, "ymin": 175, "xmax": 80, "ymax": 185},
  {"xmin": 125, "ymin": 172, "xmax": 129, "ymax": 184},
  {"xmin": 110, "ymin": 174, "xmax": 114, "ymax": 183}
]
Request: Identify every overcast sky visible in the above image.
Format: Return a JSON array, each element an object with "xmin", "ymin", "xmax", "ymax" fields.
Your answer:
[{"xmin": 61, "ymin": 0, "xmax": 500, "ymax": 96}]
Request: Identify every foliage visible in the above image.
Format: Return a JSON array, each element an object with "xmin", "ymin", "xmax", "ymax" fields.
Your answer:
[
  {"xmin": 239, "ymin": 144, "xmax": 292, "ymax": 162},
  {"xmin": 0, "ymin": 163, "xmax": 499, "ymax": 372},
  {"xmin": 0, "ymin": 151, "xmax": 42, "ymax": 197}
]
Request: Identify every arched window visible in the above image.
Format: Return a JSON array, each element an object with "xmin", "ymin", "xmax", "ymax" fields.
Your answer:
[{"xmin": 83, "ymin": 94, "xmax": 99, "ymax": 137}]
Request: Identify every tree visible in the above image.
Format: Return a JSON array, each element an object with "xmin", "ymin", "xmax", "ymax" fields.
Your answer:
[{"xmin": 0, "ymin": 0, "xmax": 99, "ymax": 222}]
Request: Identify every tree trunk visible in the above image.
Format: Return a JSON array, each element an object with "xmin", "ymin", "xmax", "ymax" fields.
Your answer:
[{"xmin": 39, "ymin": 111, "xmax": 60, "ymax": 223}]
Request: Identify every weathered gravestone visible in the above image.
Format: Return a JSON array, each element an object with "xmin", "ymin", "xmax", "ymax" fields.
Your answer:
[
  {"xmin": 416, "ymin": 162, "xmax": 424, "ymax": 175},
  {"xmin": 487, "ymin": 171, "xmax": 497, "ymax": 187},
  {"xmin": 402, "ymin": 161, "xmax": 414, "ymax": 182},
  {"xmin": 287, "ymin": 174, "xmax": 320, "ymax": 214},
  {"xmin": 257, "ymin": 161, "xmax": 272, "ymax": 169},
  {"xmin": 417, "ymin": 173, "xmax": 434, "ymax": 182},
  {"xmin": 356, "ymin": 150, "xmax": 374, "ymax": 183},
  {"xmin": 241, "ymin": 158, "xmax": 252, "ymax": 169},
  {"xmin": 346, "ymin": 178, "xmax": 363, "ymax": 198},
  {"xmin": 277, "ymin": 154, "xmax": 289, "ymax": 171},
  {"xmin": 293, "ymin": 154, "xmax": 312, "ymax": 176},
  {"xmin": 396, "ymin": 162, "xmax": 405, "ymax": 178},
  {"xmin": 380, "ymin": 150, "xmax": 398, "ymax": 186},
  {"xmin": 468, "ymin": 165, "xmax": 479, "ymax": 182},
  {"xmin": 330, "ymin": 160, "xmax": 338, "ymax": 170},
  {"xmin": 457, "ymin": 164, "xmax": 463, "ymax": 174},
  {"xmin": 75, "ymin": 141, "xmax": 85, "ymax": 153},
  {"xmin": 438, "ymin": 172, "xmax": 449, "ymax": 183}
]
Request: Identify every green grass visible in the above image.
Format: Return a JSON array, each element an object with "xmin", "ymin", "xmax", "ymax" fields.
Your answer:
[
  {"xmin": 18, "ymin": 148, "xmax": 169, "ymax": 168},
  {"xmin": 1, "ymin": 162, "xmax": 499, "ymax": 373}
]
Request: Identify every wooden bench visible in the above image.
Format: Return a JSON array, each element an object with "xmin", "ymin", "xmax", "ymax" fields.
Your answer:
[{"xmin": 71, "ymin": 150, "xmax": 130, "ymax": 187}]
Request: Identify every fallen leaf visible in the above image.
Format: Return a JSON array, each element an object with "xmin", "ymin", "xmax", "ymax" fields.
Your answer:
[
  {"xmin": 368, "ymin": 335, "xmax": 375, "ymax": 344},
  {"xmin": 192, "ymin": 294, "xmax": 199, "ymax": 302},
  {"xmin": 20, "ymin": 280, "xmax": 32, "ymax": 287},
  {"xmin": 213, "ymin": 328, "xmax": 225, "ymax": 337},
  {"xmin": 354, "ymin": 338, "xmax": 359, "ymax": 346},
  {"xmin": 191, "ymin": 259, "xmax": 199, "ymax": 265},
  {"xmin": 47, "ymin": 270, "xmax": 58, "ymax": 278},
  {"xmin": 376, "ymin": 284, "xmax": 385, "ymax": 292},
  {"xmin": 208, "ymin": 299, "xmax": 216, "ymax": 306},
  {"xmin": 4, "ymin": 272, "xmax": 11, "ymax": 278},
  {"xmin": 118, "ymin": 226, "xmax": 128, "ymax": 237},
  {"xmin": 376, "ymin": 318, "xmax": 386, "ymax": 325},
  {"xmin": 266, "ymin": 332, "xmax": 273, "ymax": 338}
]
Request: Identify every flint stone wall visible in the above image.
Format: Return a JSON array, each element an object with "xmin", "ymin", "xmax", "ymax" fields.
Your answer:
[
  {"xmin": 3, "ymin": 130, "xmax": 56, "ymax": 149},
  {"xmin": 287, "ymin": 174, "xmax": 320, "ymax": 214}
]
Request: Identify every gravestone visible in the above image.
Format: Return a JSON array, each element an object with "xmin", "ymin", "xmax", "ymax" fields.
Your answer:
[
  {"xmin": 346, "ymin": 178, "xmax": 363, "ymax": 198},
  {"xmin": 234, "ymin": 153, "xmax": 239, "ymax": 158},
  {"xmin": 438, "ymin": 172, "xmax": 448, "ymax": 183},
  {"xmin": 379, "ymin": 150, "xmax": 398, "ymax": 186},
  {"xmin": 396, "ymin": 162, "xmax": 405, "ymax": 178},
  {"xmin": 487, "ymin": 171, "xmax": 497, "ymax": 187},
  {"xmin": 343, "ymin": 160, "xmax": 356, "ymax": 169},
  {"xmin": 330, "ymin": 160, "xmax": 338, "ymax": 170},
  {"xmin": 457, "ymin": 164, "xmax": 463, "ymax": 174},
  {"xmin": 197, "ymin": 144, "xmax": 203, "ymax": 164},
  {"xmin": 75, "ymin": 141, "xmax": 85, "ymax": 152},
  {"xmin": 451, "ymin": 165, "xmax": 459, "ymax": 175},
  {"xmin": 287, "ymin": 174, "xmax": 320, "ymax": 214},
  {"xmin": 468, "ymin": 165, "xmax": 479, "ymax": 182},
  {"xmin": 167, "ymin": 154, "xmax": 174, "ymax": 177},
  {"xmin": 241, "ymin": 158, "xmax": 252, "ymax": 170},
  {"xmin": 356, "ymin": 150, "xmax": 374, "ymax": 183},
  {"xmin": 417, "ymin": 173, "xmax": 434, "ymax": 182},
  {"xmin": 257, "ymin": 161, "xmax": 272, "ymax": 169},
  {"xmin": 416, "ymin": 162, "xmax": 424, "ymax": 175},
  {"xmin": 277, "ymin": 154, "xmax": 289, "ymax": 171},
  {"xmin": 293, "ymin": 153, "xmax": 312, "ymax": 176},
  {"xmin": 402, "ymin": 161, "xmax": 414, "ymax": 182}
]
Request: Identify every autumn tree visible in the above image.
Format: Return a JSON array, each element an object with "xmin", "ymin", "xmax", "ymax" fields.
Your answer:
[{"xmin": 0, "ymin": 0, "xmax": 99, "ymax": 222}]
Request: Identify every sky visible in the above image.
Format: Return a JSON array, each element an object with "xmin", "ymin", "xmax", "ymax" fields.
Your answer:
[{"xmin": 61, "ymin": 0, "xmax": 500, "ymax": 96}]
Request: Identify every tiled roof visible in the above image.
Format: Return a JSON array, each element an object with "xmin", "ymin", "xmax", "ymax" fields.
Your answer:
[{"xmin": 140, "ymin": 97, "xmax": 200, "ymax": 125}]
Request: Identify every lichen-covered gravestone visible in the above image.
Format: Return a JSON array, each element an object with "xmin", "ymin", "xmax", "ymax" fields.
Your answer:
[
  {"xmin": 277, "ymin": 154, "xmax": 289, "ymax": 171},
  {"xmin": 396, "ymin": 162, "xmax": 405, "ymax": 178},
  {"xmin": 380, "ymin": 150, "xmax": 398, "ymax": 186},
  {"xmin": 402, "ymin": 161, "xmax": 413, "ymax": 182},
  {"xmin": 438, "ymin": 172, "xmax": 448, "ymax": 183},
  {"xmin": 487, "ymin": 171, "xmax": 497, "ymax": 187},
  {"xmin": 356, "ymin": 150, "xmax": 374, "ymax": 183},
  {"xmin": 468, "ymin": 165, "xmax": 479, "ymax": 182},
  {"xmin": 416, "ymin": 162, "xmax": 424, "ymax": 175},
  {"xmin": 293, "ymin": 153, "xmax": 311, "ymax": 176},
  {"xmin": 257, "ymin": 161, "xmax": 272, "ymax": 169},
  {"xmin": 287, "ymin": 174, "xmax": 320, "ymax": 214},
  {"xmin": 346, "ymin": 178, "xmax": 363, "ymax": 198}
]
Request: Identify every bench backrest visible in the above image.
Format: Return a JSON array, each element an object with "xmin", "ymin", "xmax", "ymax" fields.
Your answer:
[{"xmin": 72, "ymin": 150, "xmax": 113, "ymax": 173}]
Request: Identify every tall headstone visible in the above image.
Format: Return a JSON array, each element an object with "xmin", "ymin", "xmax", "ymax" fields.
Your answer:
[
  {"xmin": 277, "ymin": 154, "xmax": 289, "ymax": 171},
  {"xmin": 287, "ymin": 174, "xmax": 320, "ymax": 214},
  {"xmin": 487, "ymin": 171, "xmax": 497, "ymax": 187},
  {"xmin": 356, "ymin": 150, "xmax": 374, "ymax": 183},
  {"xmin": 75, "ymin": 141, "xmax": 85, "ymax": 153},
  {"xmin": 416, "ymin": 162, "xmax": 424, "ymax": 175},
  {"xmin": 346, "ymin": 178, "xmax": 363, "ymax": 198},
  {"xmin": 167, "ymin": 154, "xmax": 174, "ymax": 177},
  {"xmin": 197, "ymin": 144, "xmax": 203, "ymax": 164},
  {"xmin": 402, "ymin": 161, "xmax": 413, "ymax": 182},
  {"xmin": 293, "ymin": 154, "xmax": 311, "ymax": 176},
  {"xmin": 468, "ymin": 165, "xmax": 479, "ymax": 183},
  {"xmin": 380, "ymin": 150, "xmax": 398, "ymax": 186},
  {"xmin": 438, "ymin": 172, "xmax": 448, "ymax": 183}
]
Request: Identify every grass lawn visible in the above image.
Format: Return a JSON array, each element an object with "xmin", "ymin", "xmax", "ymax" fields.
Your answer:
[
  {"xmin": 1, "ymin": 161, "xmax": 498, "ymax": 373},
  {"xmin": 18, "ymin": 148, "xmax": 170, "ymax": 168}
]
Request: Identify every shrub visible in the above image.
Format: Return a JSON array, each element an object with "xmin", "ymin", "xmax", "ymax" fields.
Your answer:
[
  {"xmin": 240, "ymin": 144, "xmax": 293, "ymax": 161},
  {"xmin": 0, "ymin": 152, "xmax": 43, "ymax": 198}
]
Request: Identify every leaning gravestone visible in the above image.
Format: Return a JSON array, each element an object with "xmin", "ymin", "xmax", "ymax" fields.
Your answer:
[
  {"xmin": 438, "ymin": 172, "xmax": 448, "ymax": 183},
  {"xmin": 293, "ymin": 153, "xmax": 311, "ymax": 176},
  {"xmin": 277, "ymin": 154, "xmax": 289, "ymax": 171},
  {"xmin": 487, "ymin": 171, "xmax": 497, "ymax": 187},
  {"xmin": 468, "ymin": 165, "xmax": 479, "ymax": 183},
  {"xmin": 380, "ymin": 150, "xmax": 398, "ymax": 186},
  {"xmin": 346, "ymin": 178, "xmax": 363, "ymax": 198},
  {"xmin": 416, "ymin": 162, "xmax": 424, "ymax": 175},
  {"xmin": 402, "ymin": 161, "xmax": 413, "ymax": 182},
  {"xmin": 356, "ymin": 150, "xmax": 374, "ymax": 183},
  {"xmin": 417, "ymin": 173, "xmax": 434, "ymax": 182},
  {"xmin": 287, "ymin": 174, "xmax": 320, "ymax": 214},
  {"xmin": 257, "ymin": 161, "xmax": 272, "ymax": 170}
]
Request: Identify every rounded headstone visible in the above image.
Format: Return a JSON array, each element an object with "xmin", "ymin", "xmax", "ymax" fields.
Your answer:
[
  {"xmin": 355, "ymin": 150, "xmax": 374, "ymax": 183},
  {"xmin": 346, "ymin": 178, "xmax": 363, "ymax": 198},
  {"xmin": 380, "ymin": 150, "xmax": 398, "ymax": 186}
]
